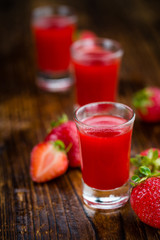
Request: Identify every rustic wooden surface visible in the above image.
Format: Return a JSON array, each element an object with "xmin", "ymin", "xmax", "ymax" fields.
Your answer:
[{"xmin": 0, "ymin": 0, "xmax": 160, "ymax": 239}]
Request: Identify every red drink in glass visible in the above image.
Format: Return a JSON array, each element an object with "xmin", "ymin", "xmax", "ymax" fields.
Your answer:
[
  {"xmin": 74, "ymin": 102, "xmax": 135, "ymax": 209},
  {"xmin": 33, "ymin": 16, "xmax": 75, "ymax": 73},
  {"xmin": 32, "ymin": 5, "xmax": 77, "ymax": 92},
  {"xmin": 78, "ymin": 115, "xmax": 132, "ymax": 190},
  {"xmin": 71, "ymin": 38, "xmax": 123, "ymax": 106}
]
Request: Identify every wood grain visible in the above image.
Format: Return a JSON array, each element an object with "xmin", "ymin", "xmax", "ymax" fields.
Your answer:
[{"xmin": 0, "ymin": 0, "xmax": 160, "ymax": 239}]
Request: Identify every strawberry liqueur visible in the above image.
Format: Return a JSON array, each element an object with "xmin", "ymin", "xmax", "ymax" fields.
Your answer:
[
  {"xmin": 79, "ymin": 115, "xmax": 132, "ymax": 190},
  {"xmin": 32, "ymin": 5, "xmax": 77, "ymax": 92},
  {"xmin": 33, "ymin": 16, "xmax": 75, "ymax": 73},
  {"xmin": 71, "ymin": 38, "xmax": 123, "ymax": 106},
  {"xmin": 74, "ymin": 102, "xmax": 135, "ymax": 209}
]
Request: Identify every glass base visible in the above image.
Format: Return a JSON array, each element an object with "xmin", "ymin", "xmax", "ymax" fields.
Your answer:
[
  {"xmin": 36, "ymin": 71, "xmax": 73, "ymax": 92},
  {"xmin": 82, "ymin": 180, "xmax": 130, "ymax": 210}
]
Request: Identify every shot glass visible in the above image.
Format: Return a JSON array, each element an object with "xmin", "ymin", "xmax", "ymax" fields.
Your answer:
[
  {"xmin": 32, "ymin": 5, "xmax": 77, "ymax": 92},
  {"xmin": 74, "ymin": 102, "xmax": 135, "ymax": 209},
  {"xmin": 71, "ymin": 38, "xmax": 123, "ymax": 106}
]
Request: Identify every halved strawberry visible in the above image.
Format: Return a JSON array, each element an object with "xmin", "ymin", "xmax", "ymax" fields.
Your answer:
[{"xmin": 30, "ymin": 140, "xmax": 68, "ymax": 183}]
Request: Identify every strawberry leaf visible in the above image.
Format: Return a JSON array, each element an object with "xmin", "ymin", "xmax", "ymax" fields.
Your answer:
[
  {"xmin": 131, "ymin": 175, "xmax": 148, "ymax": 185},
  {"xmin": 139, "ymin": 166, "xmax": 151, "ymax": 176},
  {"xmin": 131, "ymin": 167, "xmax": 150, "ymax": 185},
  {"xmin": 152, "ymin": 149, "xmax": 159, "ymax": 160},
  {"xmin": 130, "ymin": 149, "xmax": 160, "ymax": 187},
  {"xmin": 66, "ymin": 143, "xmax": 72, "ymax": 153},
  {"xmin": 130, "ymin": 149, "xmax": 160, "ymax": 174},
  {"xmin": 130, "ymin": 157, "xmax": 141, "ymax": 167},
  {"xmin": 155, "ymin": 158, "xmax": 160, "ymax": 168},
  {"xmin": 50, "ymin": 114, "xmax": 68, "ymax": 128},
  {"xmin": 132, "ymin": 88, "xmax": 153, "ymax": 114},
  {"xmin": 54, "ymin": 140, "xmax": 66, "ymax": 151},
  {"xmin": 147, "ymin": 149, "xmax": 154, "ymax": 159},
  {"xmin": 132, "ymin": 175, "xmax": 141, "ymax": 182},
  {"xmin": 130, "ymin": 182, "xmax": 135, "ymax": 186}
]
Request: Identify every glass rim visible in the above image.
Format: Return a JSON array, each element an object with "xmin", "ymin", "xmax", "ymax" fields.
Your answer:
[
  {"xmin": 71, "ymin": 38, "xmax": 124, "ymax": 61},
  {"xmin": 74, "ymin": 101, "xmax": 135, "ymax": 129},
  {"xmin": 32, "ymin": 4, "xmax": 77, "ymax": 25}
]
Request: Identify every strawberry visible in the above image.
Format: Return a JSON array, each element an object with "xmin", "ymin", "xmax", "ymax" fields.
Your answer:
[
  {"xmin": 130, "ymin": 166, "xmax": 160, "ymax": 229},
  {"xmin": 130, "ymin": 150, "xmax": 160, "ymax": 229},
  {"xmin": 79, "ymin": 30, "xmax": 96, "ymax": 39},
  {"xmin": 30, "ymin": 140, "xmax": 68, "ymax": 183},
  {"xmin": 132, "ymin": 87, "xmax": 160, "ymax": 122},
  {"xmin": 74, "ymin": 30, "xmax": 96, "ymax": 42},
  {"xmin": 131, "ymin": 148, "xmax": 160, "ymax": 175},
  {"xmin": 140, "ymin": 148, "xmax": 160, "ymax": 157},
  {"xmin": 130, "ymin": 177, "xmax": 160, "ymax": 229},
  {"xmin": 45, "ymin": 115, "xmax": 81, "ymax": 167}
]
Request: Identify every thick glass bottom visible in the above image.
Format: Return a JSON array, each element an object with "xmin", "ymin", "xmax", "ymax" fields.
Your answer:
[
  {"xmin": 36, "ymin": 71, "xmax": 73, "ymax": 92},
  {"xmin": 82, "ymin": 180, "xmax": 130, "ymax": 210}
]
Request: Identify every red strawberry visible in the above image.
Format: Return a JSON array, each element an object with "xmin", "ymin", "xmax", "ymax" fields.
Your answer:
[
  {"xmin": 79, "ymin": 30, "xmax": 96, "ymax": 39},
  {"xmin": 73, "ymin": 30, "xmax": 96, "ymax": 42},
  {"xmin": 30, "ymin": 141, "xmax": 68, "ymax": 182},
  {"xmin": 130, "ymin": 176, "xmax": 160, "ymax": 229},
  {"xmin": 140, "ymin": 148, "xmax": 160, "ymax": 157},
  {"xmin": 132, "ymin": 87, "xmax": 160, "ymax": 122},
  {"xmin": 131, "ymin": 148, "xmax": 160, "ymax": 176},
  {"xmin": 45, "ymin": 115, "xmax": 81, "ymax": 167}
]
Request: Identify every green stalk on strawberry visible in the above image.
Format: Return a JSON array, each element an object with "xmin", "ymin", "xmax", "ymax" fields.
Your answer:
[
  {"xmin": 132, "ymin": 87, "xmax": 160, "ymax": 122},
  {"xmin": 45, "ymin": 114, "xmax": 81, "ymax": 167},
  {"xmin": 131, "ymin": 148, "xmax": 160, "ymax": 175},
  {"xmin": 130, "ymin": 148, "xmax": 160, "ymax": 229},
  {"xmin": 30, "ymin": 114, "xmax": 81, "ymax": 183},
  {"xmin": 30, "ymin": 140, "xmax": 69, "ymax": 183}
]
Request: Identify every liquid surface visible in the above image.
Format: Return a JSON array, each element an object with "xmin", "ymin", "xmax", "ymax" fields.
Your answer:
[
  {"xmin": 78, "ymin": 115, "xmax": 132, "ymax": 190},
  {"xmin": 83, "ymin": 115, "xmax": 126, "ymax": 126}
]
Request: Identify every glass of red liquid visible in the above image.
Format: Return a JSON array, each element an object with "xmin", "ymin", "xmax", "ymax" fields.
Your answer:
[
  {"xmin": 71, "ymin": 38, "xmax": 123, "ymax": 106},
  {"xmin": 32, "ymin": 5, "xmax": 77, "ymax": 92},
  {"xmin": 74, "ymin": 102, "xmax": 135, "ymax": 209}
]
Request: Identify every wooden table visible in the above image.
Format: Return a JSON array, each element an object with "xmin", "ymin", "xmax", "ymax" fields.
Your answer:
[{"xmin": 0, "ymin": 0, "xmax": 160, "ymax": 239}]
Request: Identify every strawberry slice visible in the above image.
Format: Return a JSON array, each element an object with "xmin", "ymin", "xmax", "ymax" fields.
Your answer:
[{"xmin": 30, "ymin": 140, "xmax": 68, "ymax": 183}]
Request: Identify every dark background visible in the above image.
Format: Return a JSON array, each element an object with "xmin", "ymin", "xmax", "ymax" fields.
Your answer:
[{"xmin": 1, "ymin": 0, "xmax": 160, "ymax": 92}]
